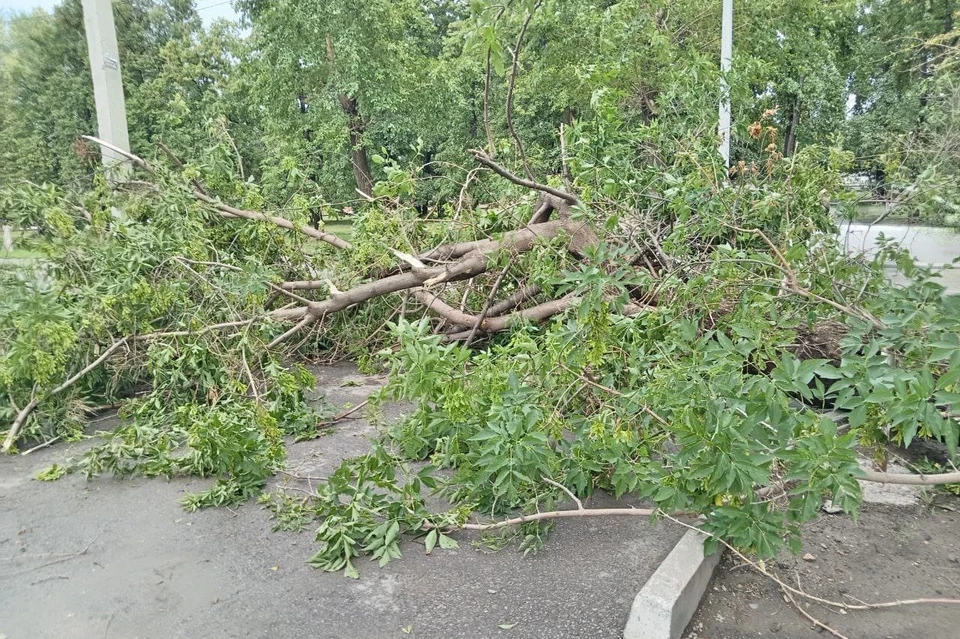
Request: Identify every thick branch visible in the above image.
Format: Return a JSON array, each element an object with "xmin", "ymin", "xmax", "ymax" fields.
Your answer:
[
  {"xmin": 271, "ymin": 220, "xmax": 586, "ymax": 333},
  {"xmin": 487, "ymin": 284, "xmax": 542, "ymax": 316},
  {"xmin": 415, "ymin": 290, "xmax": 579, "ymax": 334}
]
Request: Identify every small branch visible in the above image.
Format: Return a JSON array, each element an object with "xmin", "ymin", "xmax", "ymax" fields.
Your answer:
[
  {"xmin": 487, "ymin": 284, "xmax": 542, "ymax": 316},
  {"xmin": 4, "ymin": 338, "xmax": 128, "ymax": 453},
  {"xmin": 266, "ymin": 315, "xmax": 317, "ymax": 350},
  {"xmin": 556, "ymin": 361, "xmax": 670, "ymax": 428},
  {"xmin": 464, "ymin": 257, "xmax": 514, "ymax": 346},
  {"xmin": 541, "ymin": 476, "xmax": 583, "ymax": 510},
  {"xmin": 455, "ymin": 506, "xmax": 657, "ymax": 531},
  {"xmin": 157, "ymin": 141, "xmax": 207, "ymax": 195},
  {"xmin": 82, "ymin": 135, "xmax": 352, "ymax": 251},
  {"xmin": 471, "ymin": 150, "xmax": 581, "ymax": 206},
  {"xmin": 416, "ymin": 289, "xmax": 579, "ymax": 334},
  {"xmin": 781, "ymin": 586, "xmax": 849, "ymax": 639},
  {"xmin": 3, "ymin": 319, "xmax": 261, "ymax": 452},
  {"xmin": 317, "ymin": 399, "xmax": 369, "ymax": 430},
  {"xmin": 193, "ymin": 191, "xmax": 353, "ymax": 251},
  {"xmin": 20, "ymin": 436, "xmax": 61, "ymax": 456},
  {"xmin": 505, "ymin": 0, "xmax": 542, "ymax": 181},
  {"xmin": 82, "ymin": 136, "xmax": 151, "ymax": 171},
  {"xmin": 280, "ymin": 280, "xmax": 329, "ymax": 291},
  {"xmin": 733, "ymin": 225, "xmax": 884, "ymax": 330},
  {"xmin": 859, "ymin": 469, "xmax": 960, "ymax": 485}
]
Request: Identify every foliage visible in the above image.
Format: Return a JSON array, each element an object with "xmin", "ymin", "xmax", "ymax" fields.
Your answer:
[{"xmin": 1, "ymin": 0, "xmax": 959, "ymax": 579}]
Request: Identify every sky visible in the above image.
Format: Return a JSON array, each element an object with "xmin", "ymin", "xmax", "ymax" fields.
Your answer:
[{"xmin": 0, "ymin": 0, "xmax": 238, "ymax": 27}]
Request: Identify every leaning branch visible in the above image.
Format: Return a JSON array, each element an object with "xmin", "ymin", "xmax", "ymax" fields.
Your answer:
[
  {"xmin": 82, "ymin": 136, "xmax": 352, "ymax": 251},
  {"xmin": 2, "ymin": 319, "xmax": 256, "ymax": 453},
  {"xmin": 2, "ymin": 339, "xmax": 129, "ymax": 453},
  {"xmin": 505, "ymin": 0, "xmax": 543, "ymax": 181},
  {"xmin": 269, "ymin": 220, "xmax": 590, "ymax": 344},
  {"xmin": 471, "ymin": 150, "xmax": 581, "ymax": 206}
]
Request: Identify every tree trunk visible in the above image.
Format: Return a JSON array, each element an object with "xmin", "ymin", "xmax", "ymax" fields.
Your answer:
[
  {"xmin": 326, "ymin": 35, "xmax": 374, "ymax": 196},
  {"xmin": 783, "ymin": 99, "xmax": 801, "ymax": 158},
  {"xmin": 337, "ymin": 93, "xmax": 373, "ymax": 196}
]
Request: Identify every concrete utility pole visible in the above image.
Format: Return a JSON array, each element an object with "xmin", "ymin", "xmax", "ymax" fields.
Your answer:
[
  {"xmin": 81, "ymin": 0, "xmax": 131, "ymax": 179},
  {"xmin": 718, "ymin": 0, "xmax": 733, "ymax": 168}
]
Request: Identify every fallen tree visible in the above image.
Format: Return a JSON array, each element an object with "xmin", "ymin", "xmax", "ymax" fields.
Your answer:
[{"xmin": 2, "ymin": 110, "xmax": 960, "ymax": 577}]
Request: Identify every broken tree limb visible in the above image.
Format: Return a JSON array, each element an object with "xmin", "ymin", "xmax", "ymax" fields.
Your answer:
[
  {"xmin": 415, "ymin": 290, "xmax": 580, "ymax": 334},
  {"xmin": 192, "ymin": 192, "xmax": 353, "ymax": 251},
  {"xmin": 486, "ymin": 284, "xmax": 542, "ymax": 316},
  {"xmin": 470, "ymin": 150, "xmax": 581, "ymax": 207},
  {"xmin": 272, "ymin": 220, "xmax": 593, "ymax": 325},
  {"xmin": 3, "ymin": 319, "xmax": 262, "ymax": 453},
  {"xmin": 3, "ymin": 337, "xmax": 129, "ymax": 453}
]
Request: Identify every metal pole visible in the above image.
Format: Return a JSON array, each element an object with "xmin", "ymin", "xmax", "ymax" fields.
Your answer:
[
  {"xmin": 718, "ymin": 0, "xmax": 733, "ymax": 168},
  {"xmin": 81, "ymin": 0, "xmax": 131, "ymax": 179}
]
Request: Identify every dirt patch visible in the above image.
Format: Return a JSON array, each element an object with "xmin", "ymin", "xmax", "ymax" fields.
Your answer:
[{"xmin": 687, "ymin": 498, "xmax": 960, "ymax": 639}]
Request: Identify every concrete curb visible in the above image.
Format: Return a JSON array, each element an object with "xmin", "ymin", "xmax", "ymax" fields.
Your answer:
[{"xmin": 622, "ymin": 528, "xmax": 721, "ymax": 639}]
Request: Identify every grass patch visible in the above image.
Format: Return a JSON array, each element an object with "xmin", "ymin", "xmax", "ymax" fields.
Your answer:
[{"xmin": 323, "ymin": 220, "xmax": 354, "ymax": 242}]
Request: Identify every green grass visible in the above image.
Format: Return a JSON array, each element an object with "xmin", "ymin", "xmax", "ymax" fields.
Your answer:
[
  {"xmin": 2, "ymin": 228, "xmax": 44, "ymax": 259},
  {"xmin": 0, "ymin": 249, "xmax": 42, "ymax": 259},
  {"xmin": 323, "ymin": 220, "xmax": 354, "ymax": 242}
]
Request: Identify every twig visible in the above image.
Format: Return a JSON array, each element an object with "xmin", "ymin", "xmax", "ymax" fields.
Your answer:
[
  {"xmin": 7, "ymin": 535, "xmax": 99, "ymax": 577},
  {"xmin": 103, "ymin": 612, "xmax": 114, "ymax": 639},
  {"xmin": 20, "ymin": 436, "xmax": 61, "ymax": 456},
  {"xmin": 658, "ymin": 511, "xmax": 960, "ymax": 612},
  {"xmin": 781, "ymin": 586, "xmax": 849, "ymax": 639},
  {"xmin": 317, "ymin": 399, "xmax": 369, "ymax": 430},
  {"xmin": 277, "ymin": 469, "xmax": 328, "ymax": 482}
]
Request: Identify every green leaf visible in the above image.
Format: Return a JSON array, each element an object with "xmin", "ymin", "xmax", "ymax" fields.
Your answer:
[
  {"xmin": 438, "ymin": 533, "xmax": 459, "ymax": 550},
  {"xmin": 424, "ymin": 529, "xmax": 438, "ymax": 554}
]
